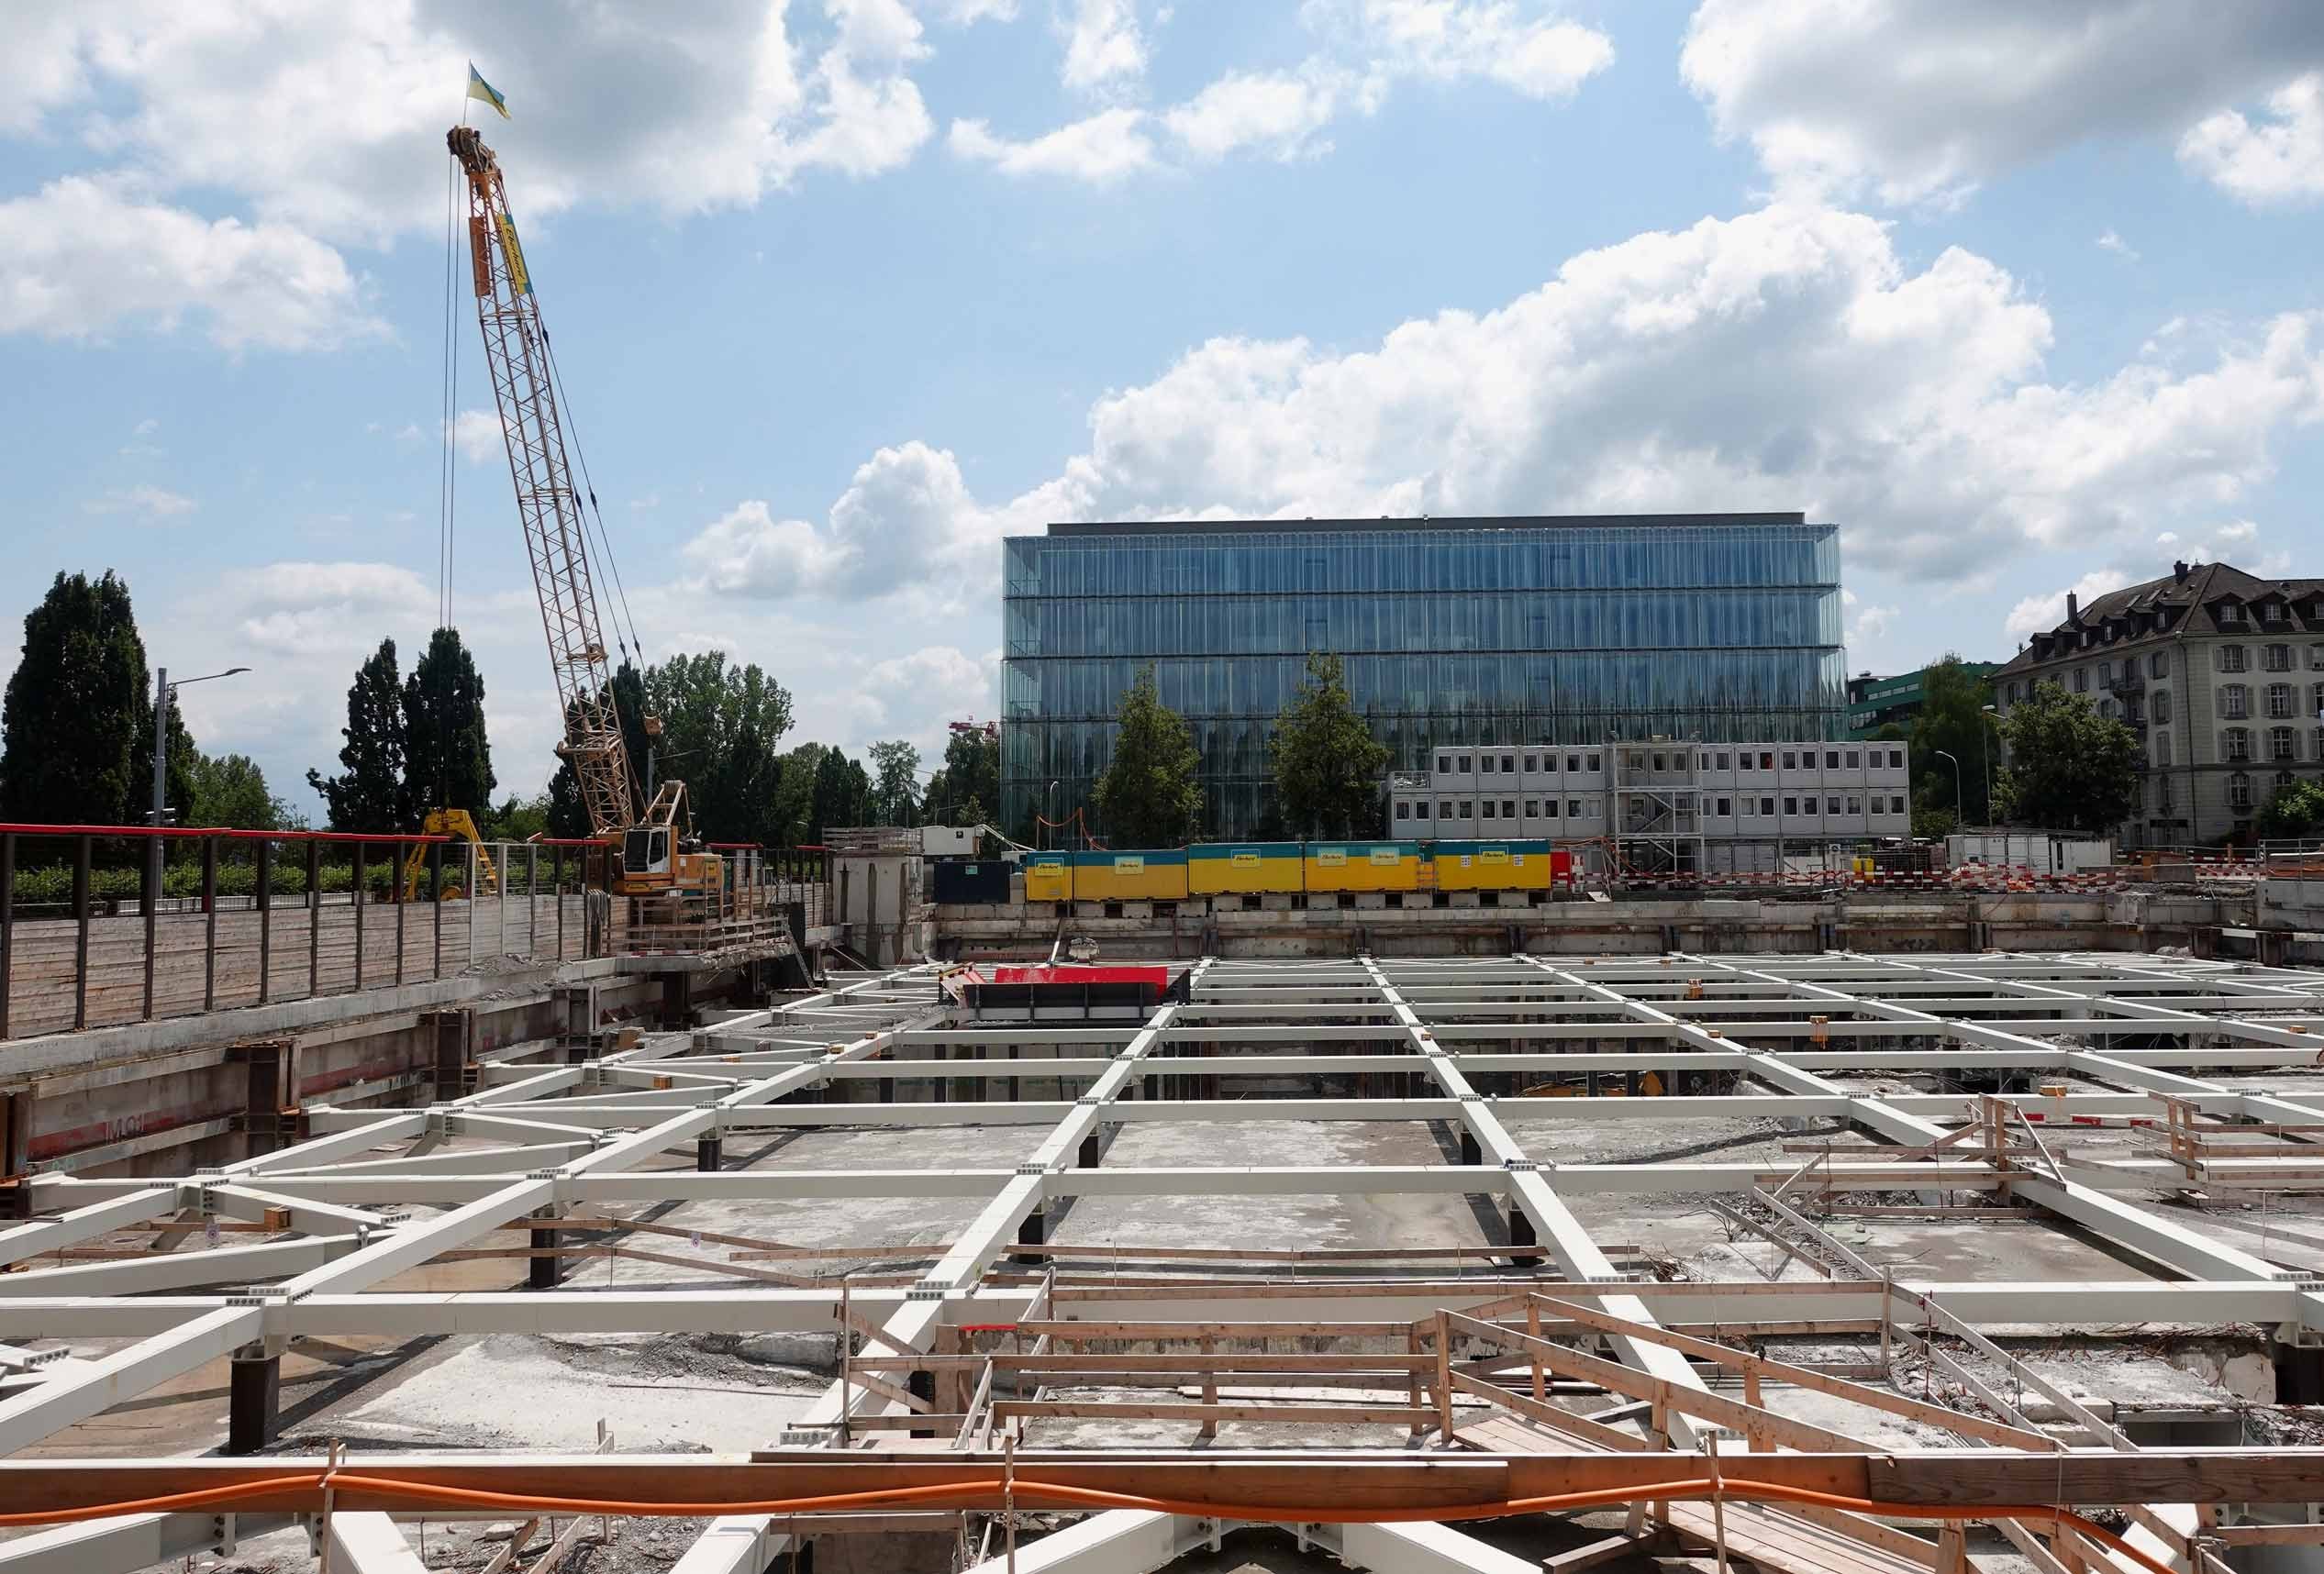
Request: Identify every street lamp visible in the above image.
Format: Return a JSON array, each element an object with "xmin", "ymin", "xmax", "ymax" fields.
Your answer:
[
  {"xmin": 1978, "ymin": 704, "xmax": 1998, "ymax": 826},
  {"xmin": 1045, "ymin": 779, "xmax": 1059, "ymax": 851},
  {"xmin": 1934, "ymin": 749, "xmax": 1963, "ymax": 834},
  {"xmin": 149, "ymin": 665, "xmax": 250, "ymax": 904}
]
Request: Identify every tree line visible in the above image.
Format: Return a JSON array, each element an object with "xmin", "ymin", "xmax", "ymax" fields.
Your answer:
[{"xmin": 0, "ymin": 569, "xmax": 1004, "ymax": 865}]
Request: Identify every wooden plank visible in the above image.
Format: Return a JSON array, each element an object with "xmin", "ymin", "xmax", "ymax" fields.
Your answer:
[{"xmin": 1526, "ymin": 1294, "xmax": 2052, "ymax": 1451}]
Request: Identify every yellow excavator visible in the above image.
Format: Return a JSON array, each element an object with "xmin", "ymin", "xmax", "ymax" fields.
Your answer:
[{"xmin": 398, "ymin": 810, "xmax": 499, "ymax": 902}]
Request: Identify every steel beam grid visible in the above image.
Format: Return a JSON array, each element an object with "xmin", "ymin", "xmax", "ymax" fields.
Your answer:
[{"xmin": 6, "ymin": 952, "xmax": 2324, "ymax": 1573}]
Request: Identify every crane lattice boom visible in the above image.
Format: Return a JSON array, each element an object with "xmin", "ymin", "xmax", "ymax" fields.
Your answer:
[{"xmin": 448, "ymin": 125, "xmax": 636, "ymax": 837}]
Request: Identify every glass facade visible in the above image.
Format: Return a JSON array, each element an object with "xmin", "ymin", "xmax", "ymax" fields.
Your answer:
[{"xmin": 1001, "ymin": 515, "xmax": 1847, "ymax": 837}]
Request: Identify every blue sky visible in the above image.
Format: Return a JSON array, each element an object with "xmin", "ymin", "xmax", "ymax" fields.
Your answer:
[{"xmin": 4, "ymin": 0, "xmax": 2323, "ymax": 816}]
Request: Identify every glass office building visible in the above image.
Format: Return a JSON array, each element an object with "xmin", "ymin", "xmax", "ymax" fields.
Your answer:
[{"xmin": 1000, "ymin": 514, "xmax": 1846, "ymax": 838}]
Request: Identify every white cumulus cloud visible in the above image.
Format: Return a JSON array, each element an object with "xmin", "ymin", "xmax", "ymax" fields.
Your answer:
[
  {"xmin": 950, "ymin": 109, "xmax": 1158, "ymax": 181},
  {"xmin": 2180, "ymin": 72, "xmax": 2324, "ymax": 206},
  {"xmin": 683, "ymin": 202, "xmax": 2324, "ymax": 609},
  {"xmin": 1058, "ymin": 0, "xmax": 1149, "ymax": 94},
  {"xmin": 1164, "ymin": 70, "xmax": 1347, "ymax": 161},
  {"xmin": 1681, "ymin": 0, "xmax": 2324, "ymax": 204},
  {"xmin": 0, "ymin": 177, "xmax": 381, "ymax": 350}
]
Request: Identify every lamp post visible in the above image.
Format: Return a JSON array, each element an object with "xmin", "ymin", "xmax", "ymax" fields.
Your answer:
[
  {"xmin": 1935, "ymin": 749, "xmax": 1963, "ymax": 835},
  {"xmin": 1045, "ymin": 779, "xmax": 1059, "ymax": 851},
  {"xmin": 1978, "ymin": 704, "xmax": 1998, "ymax": 826},
  {"xmin": 148, "ymin": 666, "xmax": 250, "ymax": 905}
]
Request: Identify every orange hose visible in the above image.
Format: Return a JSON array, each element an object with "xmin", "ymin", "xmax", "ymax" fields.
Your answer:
[{"xmin": 0, "ymin": 1471, "xmax": 2180, "ymax": 1574}]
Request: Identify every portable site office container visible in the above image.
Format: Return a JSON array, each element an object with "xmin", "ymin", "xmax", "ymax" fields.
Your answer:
[
  {"xmin": 1304, "ymin": 841, "xmax": 1424, "ymax": 892},
  {"xmin": 930, "ymin": 858, "xmax": 1011, "ymax": 905},
  {"xmin": 1070, "ymin": 848, "xmax": 1191, "ymax": 901},
  {"xmin": 1187, "ymin": 842, "xmax": 1305, "ymax": 895},
  {"xmin": 1023, "ymin": 854, "xmax": 1071, "ymax": 902},
  {"xmin": 1429, "ymin": 839, "xmax": 1554, "ymax": 891}
]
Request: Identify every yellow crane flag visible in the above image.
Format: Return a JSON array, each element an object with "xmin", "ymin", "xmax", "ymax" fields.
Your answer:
[{"xmin": 467, "ymin": 63, "xmax": 510, "ymax": 120}]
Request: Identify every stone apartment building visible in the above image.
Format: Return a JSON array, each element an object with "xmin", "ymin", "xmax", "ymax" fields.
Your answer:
[{"xmin": 1991, "ymin": 560, "xmax": 2324, "ymax": 848}]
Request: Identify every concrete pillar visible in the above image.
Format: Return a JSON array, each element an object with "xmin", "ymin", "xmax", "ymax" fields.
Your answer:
[
  {"xmin": 1078, "ymin": 1131, "xmax": 1101, "ymax": 1169},
  {"xmin": 528, "ymin": 1207, "xmax": 561, "ymax": 1289},
  {"xmin": 659, "ymin": 970, "xmax": 694, "ymax": 1029},
  {"xmin": 227, "ymin": 1347, "xmax": 279, "ymax": 1455},
  {"xmin": 1507, "ymin": 1205, "xmax": 1541, "ymax": 1268},
  {"xmin": 1459, "ymin": 1130, "xmax": 1482, "ymax": 1166},
  {"xmin": 698, "ymin": 1133, "xmax": 723, "ymax": 1172}
]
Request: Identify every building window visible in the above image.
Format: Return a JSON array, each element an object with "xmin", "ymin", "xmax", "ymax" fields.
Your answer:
[
  {"xmin": 1524, "ymin": 799, "xmax": 1540, "ymax": 816},
  {"xmin": 2229, "ymin": 771, "xmax": 2253, "ymax": 809},
  {"xmin": 2224, "ymin": 728, "xmax": 2251, "ymax": 762},
  {"xmin": 1757, "ymin": 751, "xmax": 1773, "ymax": 770},
  {"xmin": 1846, "ymin": 795, "xmax": 1861, "ymax": 815},
  {"xmin": 2268, "ymin": 682, "xmax": 2295, "ymax": 718},
  {"xmin": 1458, "ymin": 754, "xmax": 1472, "ymax": 771},
  {"xmin": 2099, "ymin": 660, "xmax": 2113, "ymax": 684},
  {"xmin": 1416, "ymin": 801, "xmax": 1430, "ymax": 819},
  {"xmin": 2264, "ymin": 602, "xmax": 2285, "ymax": 623},
  {"xmin": 2150, "ymin": 651, "xmax": 2168, "ymax": 678},
  {"xmin": 1396, "ymin": 801, "xmax": 1409, "ymax": 820},
  {"xmin": 1784, "ymin": 796, "xmax": 1798, "ymax": 815},
  {"xmin": 2073, "ymin": 668, "xmax": 2088, "ymax": 692},
  {"xmin": 2152, "ymin": 690, "xmax": 2171, "ymax": 725},
  {"xmin": 2273, "ymin": 726, "xmax": 2296, "ymax": 761},
  {"xmin": 1460, "ymin": 800, "xmax": 1473, "ymax": 817},
  {"xmin": 1567, "ymin": 799, "xmax": 1583, "ymax": 817},
  {"xmin": 2222, "ymin": 684, "xmax": 2249, "ymax": 719},
  {"xmin": 1844, "ymin": 749, "xmax": 1859, "ymax": 768},
  {"xmin": 1762, "ymin": 797, "xmax": 1775, "ymax": 816},
  {"xmin": 1439, "ymin": 800, "xmax": 1453, "ymax": 818},
  {"xmin": 2218, "ymin": 645, "xmax": 2247, "ymax": 672},
  {"xmin": 1826, "ymin": 796, "xmax": 1840, "ymax": 814},
  {"xmin": 1782, "ymin": 750, "xmax": 1796, "ymax": 770},
  {"xmin": 1482, "ymin": 801, "xmax": 1496, "ymax": 819},
  {"xmin": 1716, "ymin": 752, "xmax": 1730, "ymax": 770},
  {"xmin": 2126, "ymin": 695, "xmax": 2144, "ymax": 724},
  {"xmin": 2098, "ymin": 699, "xmax": 2114, "ymax": 719},
  {"xmin": 1480, "ymin": 756, "xmax": 1494, "ymax": 775},
  {"xmin": 1891, "ymin": 794, "xmax": 1907, "ymax": 814},
  {"xmin": 1502, "ymin": 799, "xmax": 1516, "ymax": 818},
  {"xmin": 1825, "ymin": 749, "xmax": 1839, "ymax": 769},
  {"xmin": 1436, "ymin": 754, "xmax": 1450, "ymax": 773},
  {"xmin": 2266, "ymin": 644, "xmax": 2293, "ymax": 671},
  {"xmin": 1716, "ymin": 796, "xmax": 1731, "ymax": 815},
  {"xmin": 2154, "ymin": 732, "xmax": 2172, "ymax": 768},
  {"xmin": 2310, "ymin": 644, "xmax": 2324, "ymax": 671},
  {"xmin": 2220, "ymin": 603, "xmax": 2245, "ymax": 625},
  {"xmin": 1541, "ymin": 799, "xmax": 1558, "ymax": 818},
  {"xmin": 1524, "ymin": 753, "xmax": 1538, "ymax": 772},
  {"xmin": 1586, "ymin": 753, "xmax": 1601, "ymax": 771},
  {"xmin": 2155, "ymin": 775, "xmax": 2173, "ymax": 813},
  {"xmin": 1564, "ymin": 754, "xmax": 1580, "ymax": 772},
  {"xmin": 1890, "ymin": 748, "xmax": 1905, "ymax": 769}
]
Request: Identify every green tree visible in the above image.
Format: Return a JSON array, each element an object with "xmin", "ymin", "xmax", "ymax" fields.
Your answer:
[
  {"xmin": 187, "ymin": 752, "xmax": 294, "ymax": 831},
  {"xmin": 809, "ymin": 747, "xmax": 859, "ymax": 840},
  {"xmin": 1907, "ymin": 655, "xmax": 1996, "ymax": 826},
  {"xmin": 0, "ymin": 571, "xmax": 149, "ymax": 826},
  {"xmin": 771, "ymin": 741, "xmax": 828, "ymax": 846},
  {"xmin": 1992, "ymin": 681, "xmax": 2141, "ymax": 835},
  {"xmin": 2258, "ymin": 780, "xmax": 2324, "ymax": 840},
  {"xmin": 867, "ymin": 739, "xmax": 921, "ymax": 824},
  {"xmin": 640, "ymin": 653, "xmax": 791, "ymax": 843},
  {"xmin": 1270, "ymin": 652, "xmax": 1390, "ymax": 837},
  {"xmin": 308, "ymin": 638, "xmax": 408, "ymax": 833},
  {"xmin": 482, "ymin": 792, "xmax": 551, "ymax": 842},
  {"xmin": 924, "ymin": 726, "xmax": 999, "ymax": 827},
  {"xmin": 402, "ymin": 626, "xmax": 495, "ymax": 815},
  {"xmin": 1093, "ymin": 664, "xmax": 1204, "ymax": 847}
]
